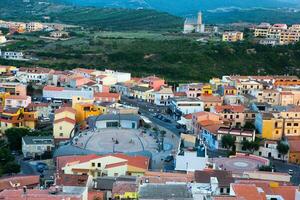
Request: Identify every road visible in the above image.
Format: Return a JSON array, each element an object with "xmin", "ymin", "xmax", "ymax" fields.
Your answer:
[
  {"xmin": 271, "ymin": 159, "xmax": 300, "ymax": 185},
  {"xmin": 121, "ymin": 97, "xmax": 184, "ymax": 135}
]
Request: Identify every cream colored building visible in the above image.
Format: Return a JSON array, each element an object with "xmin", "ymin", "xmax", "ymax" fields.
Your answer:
[
  {"xmin": 53, "ymin": 107, "xmax": 76, "ymax": 142},
  {"xmin": 222, "ymin": 31, "xmax": 244, "ymax": 42}
]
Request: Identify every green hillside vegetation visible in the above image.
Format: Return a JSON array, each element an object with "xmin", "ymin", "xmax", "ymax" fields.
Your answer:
[
  {"xmin": 49, "ymin": 8, "xmax": 183, "ymax": 31},
  {"xmin": 3, "ymin": 31, "xmax": 300, "ymax": 83}
]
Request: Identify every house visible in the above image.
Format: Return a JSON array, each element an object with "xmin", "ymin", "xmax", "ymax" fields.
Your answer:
[
  {"xmin": 222, "ymin": 31, "xmax": 244, "ymax": 42},
  {"xmin": 177, "ymin": 114, "xmax": 193, "ymax": 131},
  {"xmin": 287, "ymin": 137, "xmax": 300, "ymax": 164},
  {"xmin": 140, "ymin": 76, "xmax": 165, "ymax": 91},
  {"xmin": 26, "ymin": 22, "xmax": 43, "ymax": 32},
  {"xmin": 280, "ymin": 91, "xmax": 294, "ymax": 106},
  {"xmin": 72, "ymin": 100, "xmax": 102, "ymax": 124},
  {"xmin": 69, "ymin": 77, "xmax": 94, "ymax": 88},
  {"xmin": 53, "ymin": 107, "xmax": 76, "ymax": 142},
  {"xmin": 212, "ymin": 105, "xmax": 246, "ymax": 128},
  {"xmin": 255, "ymin": 112, "xmax": 283, "ymax": 140},
  {"xmin": 4, "ymin": 95, "xmax": 31, "ymax": 109},
  {"xmin": 234, "ymin": 80, "xmax": 263, "ymax": 95},
  {"xmin": 175, "ymin": 136, "xmax": 208, "ymax": 172},
  {"xmin": 94, "ymin": 92, "xmax": 121, "ymax": 103},
  {"xmin": 138, "ymin": 183, "xmax": 193, "ymax": 200},
  {"xmin": 56, "ymin": 154, "xmax": 149, "ymax": 178},
  {"xmin": 199, "ymin": 95, "xmax": 222, "ymax": 110},
  {"xmin": 250, "ymin": 89, "xmax": 280, "ymax": 105},
  {"xmin": 192, "ymin": 111, "xmax": 222, "ymax": 135},
  {"xmin": 138, "ymin": 171, "xmax": 194, "ymax": 184},
  {"xmin": 151, "ymin": 87, "xmax": 174, "ymax": 106},
  {"xmin": 43, "ymin": 86, "xmax": 94, "ymax": 101},
  {"xmin": 170, "ymin": 97, "xmax": 204, "ymax": 120},
  {"xmin": 27, "ymin": 103, "xmax": 51, "ymax": 118},
  {"xmin": 130, "ymin": 86, "xmax": 153, "ymax": 101},
  {"xmin": 0, "ymin": 50, "xmax": 25, "ymax": 61},
  {"xmin": 0, "ymin": 186, "xmax": 87, "ymax": 200},
  {"xmin": 177, "ymin": 83, "xmax": 212, "ymax": 98},
  {"xmin": 0, "ymin": 175, "xmax": 40, "ymax": 191},
  {"xmin": 22, "ymin": 136, "xmax": 54, "ymax": 158},
  {"xmin": 194, "ymin": 169, "xmax": 234, "ymax": 196},
  {"xmin": 254, "ymin": 140, "xmax": 288, "ymax": 161},
  {"xmin": 216, "ymin": 127, "xmax": 255, "ymax": 151},
  {"xmin": 50, "ymin": 31, "xmax": 69, "ymax": 38},
  {"xmin": 0, "ymin": 66, "xmax": 18, "ymax": 75},
  {"xmin": 90, "ymin": 114, "xmax": 141, "ymax": 129},
  {"xmin": 16, "ymin": 67, "xmax": 54, "ymax": 84},
  {"xmin": 0, "ymin": 107, "xmax": 37, "ymax": 133},
  {"xmin": 112, "ymin": 181, "xmax": 138, "ymax": 200}
]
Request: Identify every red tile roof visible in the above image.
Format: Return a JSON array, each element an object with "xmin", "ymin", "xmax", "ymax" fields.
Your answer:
[
  {"xmin": 287, "ymin": 139, "xmax": 300, "ymax": 152},
  {"xmin": 113, "ymin": 154, "xmax": 149, "ymax": 170},
  {"xmin": 105, "ymin": 161, "xmax": 127, "ymax": 169},
  {"xmin": 54, "ymin": 117, "xmax": 76, "ymax": 125},
  {"xmin": 0, "ymin": 175, "xmax": 39, "ymax": 191},
  {"xmin": 55, "ymin": 174, "xmax": 88, "ymax": 187},
  {"xmin": 94, "ymin": 92, "xmax": 120, "ymax": 99},
  {"xmin": 0, "ymin": 189, "xmax": 81, "ymax": 200},
  {"xmin": 5, "ymin": 95, "xmax": 28, "ymax": 100},
  {"xmin": 214, "ymin": 105, "xmax": 245, "ymax": 113},
  {"xmin": 43, "ymin": 85, "xmax": 64, "ymax": 91},
  {"xmin": 88, "ymin": 190, "xmax": 105, "ymax": 200},
  {"xmin": 232, "ymin": 184, "xmax": 267, "ymax": 200},
  {"xmin": 54, "ymin": 107, "xmax": 76, "ymax": 115}
]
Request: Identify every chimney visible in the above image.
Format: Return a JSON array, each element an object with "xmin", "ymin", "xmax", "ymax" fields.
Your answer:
[{"xmin": 23, "ymin": 186, "xmax": 27, "ymax": 195}]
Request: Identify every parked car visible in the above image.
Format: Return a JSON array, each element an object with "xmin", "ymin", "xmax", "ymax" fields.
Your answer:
[
  {"xmin": 288, "ymin": 169, "xmax": 294, "ymax": 175},
  {"xmin": 36, "ymin": 162, "xmax": 48, "ymax": 173},
  {"xmin": 163, "ymin": 118, "xmax": 171, "ymax": 123},
  {"xmin": 164, "ymin": 155, "xmax": 174, "ymax": 162}
]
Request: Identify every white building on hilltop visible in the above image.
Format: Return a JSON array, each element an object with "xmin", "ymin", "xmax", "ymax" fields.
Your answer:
[
  {"xmin": 183, "ymin": 11, "xmax": 205, "ymax": 34},
  {"xmin": 0, "ymin": 35, "xmax": 6, "ymax": 44}
]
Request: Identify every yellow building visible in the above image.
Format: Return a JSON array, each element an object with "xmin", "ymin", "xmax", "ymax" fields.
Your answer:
[
  {"xmin": 258, "ymin": 106, "xmax": 300, "ymax": 140},
  {"xmin": 0, "ymin": 107, "xmax": 37, "ymax": 133},
  {"xmin": 113, "ymin": 182, "xmax": 138, "ymax": 200},
  {"xmin": 73, "ymin": 103, "xmax": 102, "ymax": 124},
  {"xmin": 53, "ymin": 107, "xmax": 76, "ymax": 142},
  {"xmin": 0, "ymin": 66, "xmax": 17, "ymax": 75},
  {"xmin": 222, "ymin": 31, "xmax": 244, "ymax": 42},
  {"xmin": 201, "ymin": 84, "xmax": 213, "ymax": 95}
]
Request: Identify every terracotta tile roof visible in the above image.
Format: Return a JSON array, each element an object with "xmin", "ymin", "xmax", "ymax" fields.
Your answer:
[
  {"xmin": 105, "ymin": 161, "xmax": 127, "ymax": 169},
  {"xmin": 73, "ymin": 68, "xmax": 96, "ymax": 74},
  {"xmin": 43, "ymin": 85, "xmax": 64, "ymax": 91},
  {"xmin": 271, "ymin": 186, "xmax": 297, "ymax": 200},
  {"xmin": 183, "ymin": 114, "xmax": 192, "ymax": 119},
  {"xmin": 112, "ymin": 181, "xmax": 137, "ymax": 196},
  {"xmin": 0, "ymin": 175, "xmax": 39, "ymax": 191},
  {"xmin": 54, "ymin": 117, "xmax": 76, "ymax": 125},
  {"xmin": 54, "ymin": 107, "xmax": 76, "ymax": 115},
  {"xmin": 280, "ymin": 91, "xmax": 293, "ymax": 95},
  {"xmin": 0, "ymin": 189, "xmax": 81, "ymax": 200},
  {"xmin": 232, "ymin": 184, "xmax": 267, "ymax": 200},
  {"xmin": 113, "ymin": 154, "xmax": 149, "ymax": 170},
  {"xmin": 174, "ymin": 92, "xmax": 187, "ymax": 97},
  {"xmin": 140, "ymin": 171, "xmax": 194, "ymax": 183},
  {"xmin": 56, "ymin": 154, "xmax": 101, "ymax": 170},
  {"xmin": 5, "ymin": 95, "xmax": 28, "ymax": 100},
  {"xmin": 94, "ymin": 92, "xmax": 120, "ymax": 99},
  {"xmin": 214, "ymin": 105, "xmax": 245, "ymax": 113},
  {"xmin": 88, "ymin": 190, "xmax": 105, "ymax": 200},
  {"xmin": 56, "ymin": 174, "xmax": 88, "ymax": 187},
  {"xmin": 199, "ymin": 95, "xmax": 222, "ymax": 102}
]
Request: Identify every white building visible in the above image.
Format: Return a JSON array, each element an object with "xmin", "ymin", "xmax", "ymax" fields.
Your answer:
[
  {"xmin": 26, "ymin": 22, "xmax": 43, "ymax": 32},
  {"xmin": 43, "ymin": 86, "xmax": 94, "ymax": 101},
  {"xmin": 152, "ymin": 87, "xmax": 174, "ymax": 106},
  {"xmin": 254, "ymin": 140, "xmax": 288, "ymax": 161},
  {"xmin": 183, "ymin": 11, "xmax": 205, "ymax": 34},
  {"xmin": 0, "ymin": 35, "xmax": 6, "ymax": 44},
  {"xmin": 22, "ymin": 136, "xmax": 54, "ymax": 158},
  {"xmin": 16, "ymin": 67, "xmax": 54, "ymax": 84},
  {"xmin": 91, "ymin": 114, "xmax": 141, "ymax": 129},
  {"xmin": 170, "ymin": 97, "xmax": 204, "ymax": 119},
  {"xmin": 0, "ymin": 50, "xmax": 25, "ymax": 60}
]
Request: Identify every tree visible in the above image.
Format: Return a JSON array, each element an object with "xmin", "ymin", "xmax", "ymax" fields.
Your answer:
[
  {"xmin": 241, "ymin": 140, "xmax": 260, "ymax": 153},
  {"xmin": 221, "ymin": 135, "xmax": 236, "ymax": 151},
  {"xmin": 277, "ymin": 141, "xmax": 289, "ymax": 161},
  {"xmin": 259, "ymin": 165, "xmax": 273, "ymax": 172},
  {"xmin": 3, "ymin": 162, "xmax": 20, "ymax": 174},
  {"xmin": 243, "ymin": 121, "xmax": 255, "ymax": 129}
]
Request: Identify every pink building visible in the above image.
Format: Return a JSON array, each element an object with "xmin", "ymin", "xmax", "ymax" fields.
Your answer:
[
  {"xmin": 141, "ymin": 76, "xmax": 165, "ymax": 91},
  {"xmin": 5, "ymin": 95, "xmax": 31, "ymax": 108},
  {"xmin": 192, "ymin": 111, "xmax": 222, "ymax": 134}
]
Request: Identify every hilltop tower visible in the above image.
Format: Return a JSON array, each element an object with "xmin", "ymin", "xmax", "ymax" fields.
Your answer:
[
  {"xmin": 196, "ymin": 11, "xmax": 205, "ymax": 33},
  {"xmin": 197, "ymin": 11, "xmax": 202, "ymax": 25}
]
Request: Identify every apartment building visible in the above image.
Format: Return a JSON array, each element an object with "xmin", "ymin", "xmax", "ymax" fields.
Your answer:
[{"xmin": 222, "ymin": 31, "xmax": 244, "ymax": 42}]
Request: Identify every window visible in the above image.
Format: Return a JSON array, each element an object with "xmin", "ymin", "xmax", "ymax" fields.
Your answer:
[
  {"xmin": 236, "ymin": 115, "xmax": 239, "ymax": 119},
  {"xmin": 294, "ymin": 123, "xmax": 299, "ymax": 126},
  {"xmin": 59, "ymin": 133, "xmax": 63, "ymax": 137},
  {"xmin": 287, "ymin": 123, "xmax": 292, "ymax": 126},
  {"xmin": 220, "ymin": 188, "xmax": 224, "ymax": 193},
  {"xmin": 114, "ymin": 173, "xmax": 118, "ymax": 177},
  {"xmin": 92, "ymin": 162, "xmax": 95, "ymax": 167},
  {"xmin": 97, "ymin": 172, "xmax": 101, "ymax": 177},
  {"xmin": 59, "ymin": 126, "xmax": 62, "ymax": 130},
  {"xmin": 97, "ymin": 163, "xmax": 101, "ymax": 167}
]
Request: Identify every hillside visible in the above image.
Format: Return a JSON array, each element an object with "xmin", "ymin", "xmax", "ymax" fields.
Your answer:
[
  {"xmin": 49, "ymin": 8, "xmax": 183, "ymax": 31},
  {"xmin": 55, "ymin": 0, "xmax": 297, "ymax": 16},
  {"xmin": 0, "ymin": 0, "xmax": 182, "ymax": 31}
]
